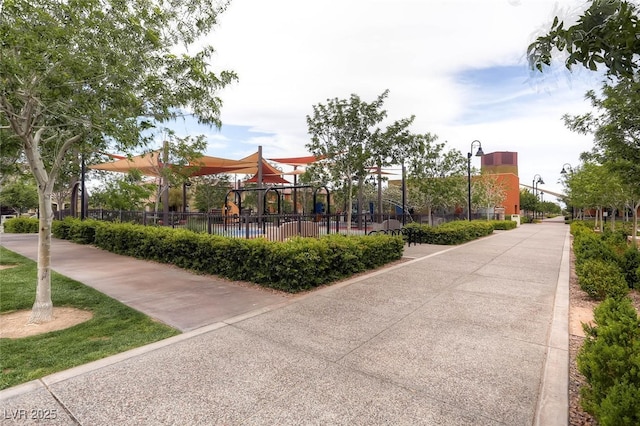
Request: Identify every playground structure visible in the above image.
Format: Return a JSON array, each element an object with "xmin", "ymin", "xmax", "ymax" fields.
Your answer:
[
  {"xmin": 221, "ymin": 185, "xmax": 331, "ymax": 240},
  {"xmin": 84, "ymin": 145, "xmax": 419, "ymax": 239}
]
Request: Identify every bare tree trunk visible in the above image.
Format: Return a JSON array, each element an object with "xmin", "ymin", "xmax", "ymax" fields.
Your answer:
[
  {"xmin": 346, "ymin": 181, "xmax": 353, "ymax": 232},
  {"xmin": 28, "ymin": 190, "xmax": 54, "ymax": 324},
  {"xmin": 633, "ymin": 201, "xmax": 639, "ymax": 248},
  {"xmin": 357, "ymin": 181, "xmax": 364, "ymax": 230}
]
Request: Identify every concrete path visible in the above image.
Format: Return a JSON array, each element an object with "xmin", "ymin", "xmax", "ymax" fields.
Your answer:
[
  {"xmin": 0, "ymin": 234, "xmax": 293, "ymax": 332},
  {"xmin": 0, "ymin": 219, "xmax": 569, "ymax": 425}
]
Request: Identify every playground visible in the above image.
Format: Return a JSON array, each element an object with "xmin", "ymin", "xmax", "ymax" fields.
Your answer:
[{"xmin": 84, "ymin": 146, "xmax": 415, "ymax": 240}]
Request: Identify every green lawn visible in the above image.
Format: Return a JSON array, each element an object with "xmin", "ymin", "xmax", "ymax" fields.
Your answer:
[{"xmin": 0, "ymin": 247, "xmax": 180, "ymax": 390}]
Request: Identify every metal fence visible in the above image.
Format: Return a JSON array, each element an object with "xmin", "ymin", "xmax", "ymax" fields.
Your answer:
[
  {"xmin": 58, "ymin": 209, "xmax": 415, "ymax": 239},
  {"xmin": 56, "ymin": 209, "xmax": 500, "ymax": 239}
]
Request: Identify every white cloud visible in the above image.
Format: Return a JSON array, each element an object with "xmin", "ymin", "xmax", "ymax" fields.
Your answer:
[{"xmin": 188, "ymin": 0, "xmax": 603, "ymax": 199}]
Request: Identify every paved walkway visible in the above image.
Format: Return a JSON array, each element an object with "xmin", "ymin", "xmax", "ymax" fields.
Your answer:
[{"xmin": 0, "ymin": 219, "xmax": 569, "ymax": 425}]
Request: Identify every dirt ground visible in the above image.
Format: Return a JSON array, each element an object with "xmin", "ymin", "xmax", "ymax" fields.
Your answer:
[
  {"xmin": 0, "ymin": 264, "xmax": 94, "ymax": 339},
  {"xmin": 0, "ymin": 307, "xmax": 93, "ymax": 339}
]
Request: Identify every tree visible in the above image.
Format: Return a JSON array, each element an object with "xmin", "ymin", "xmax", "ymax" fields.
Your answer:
[
  {"xmin": 0, "ymin": 128, "xmax": 22, "ymax": 186},
  {"xmin": 529, "ymin": 0, "xmax": 640, "ymax": 239},
  {"xmin": 540, "ymin": 200, "xmax": 562, "ymax": 216},
  {"xmin": 143, "ymin": 132, "xmax": 207, "ymax": 222},
  {"xmin": 520, "ymin": 189, "xmax": 539, "ymax": 218},
  {"xmin": 91, "ymin": 170, "xmax": 155, "ymax": 211},
  {"xmin": 193, "ymin": 175, "xmax": 232, "ymax": 212},
  {"xmin": 0, "ymin": 0, "xmax": 236, "ymax": 323},
  {"xmin": 528, "ymin": 0, "xmax": 640, "ymax": 79},
  {"xmin": 472, "ymin": 172, "xmax": 509, "ymax": 220},
  {"xmin": 405, "ymin": 136, "xmax": 467, "ymax": 225},
  {"xmin": 564, "ymin": 79, "xmax": 640, "ymax": 240},
  {"xmin": 306, "ymin": 90, "xmax": 413, "ymax": 229},
  {"xmin": 0, "ymin": 179, "xmax": 38, "ymax": 214},
  {"xmin": 566, "ymin": 162, "xmax": 627, "ymax": 231}
]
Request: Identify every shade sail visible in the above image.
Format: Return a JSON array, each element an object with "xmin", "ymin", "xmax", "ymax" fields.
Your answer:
[
  {"xmin": 245, "ymin": 174, "xmax": 290, "ymax": 184},
  {"xmin": 184, "ymin": 156, "xmax": 256, "ymax": 176},
  {"xmin": 268, "ymin": 154, "xmax": 325, "ymax": 166},
  {"xmin": 90, "ymin": 150, "xmax": 309, "ymax": 183},
  {"xmin": 90, "ymin": 151, "xmax": 164, "ymax": 176},
  {"xmin": 90, "ymin": 152, "xmax": 257, "ymax": 178}
]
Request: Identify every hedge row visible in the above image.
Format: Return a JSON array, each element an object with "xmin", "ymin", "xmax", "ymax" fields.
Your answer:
[
  {"xmin": 571, "ymin": 220, "xmax": 640, "ymax": 424},
  {"xmin": 577, "ymin": 297, "xmax": 640, "ymax": 425},
  {"xmin": 571, "ymin": 221, "xmax": 640, "ymax": 299},
  {"xmin": 487, "ymin": 220, "xmax": 518, "ymax": 231},
  {"xmin": 403, "ymin": 220, "xmax": 495, "ymax": 245},
  {"xmin": 51, "ymin": 218, "xmax": 404, "ymax": 292},
  {"xmin": 3, "ymin": 217, "xmax": 39, "ymax": 233}
]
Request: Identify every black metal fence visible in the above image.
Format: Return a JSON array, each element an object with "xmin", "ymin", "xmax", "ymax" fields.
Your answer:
[
  {"xmin": 55, "ymin": 209, "xmax": 500, "ymax": 239},
  {"xmin": 57, "ymin": 209, "xmax": 412, "ymax": 239}
]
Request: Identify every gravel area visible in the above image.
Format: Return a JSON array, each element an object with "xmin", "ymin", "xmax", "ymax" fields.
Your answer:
[{"xmin": 568, "ymin": 243, "xmax": 640, "ymax": 425}]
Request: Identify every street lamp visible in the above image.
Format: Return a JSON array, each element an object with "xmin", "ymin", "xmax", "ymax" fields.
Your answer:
[
  {"xmin": 560, "ymin": 163, "xmax": 573, "ymax": 219},
  {"xmin": 467, "ymin": 140, "xmax": 484, "ymax": 221},
  {"xmin": 532, "ymin": 174, "xmax": 544, "ymax": 219},
  {"xmin": 532, "ymin": 174, "xmax": 544, "ymax": 197},
  {"xmin": 182, "ymin": 180, "xmax": 191, "ymax": 213},
  {"xmin": 560, "ymin": 163, "xmax": 573, "ymax": 175}
]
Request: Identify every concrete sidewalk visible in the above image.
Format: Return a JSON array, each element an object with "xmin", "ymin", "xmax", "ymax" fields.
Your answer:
[
  {"xmin": 0, "ymin": 234, "xmax": 293, "ymax": 332},
  {"xmin": 0, "ymin": 220, "xmax": 569, "ymax": 425}
]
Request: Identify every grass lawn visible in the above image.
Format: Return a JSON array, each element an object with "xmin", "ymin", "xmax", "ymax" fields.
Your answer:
[{"xmin": 0, "ymin": 247, "xmax": 180, "ymax": 390}]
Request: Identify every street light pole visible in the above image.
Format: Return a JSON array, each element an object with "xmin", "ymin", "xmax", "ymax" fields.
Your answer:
[
  {"xmin": 560, "ymin": 163, "xmax": 574, "ymax": 219},
  {"xmin": 467, "ymin": 140, "xmax": 484, "ymax": 221},
  {"xmin": 532, "ymin": 174, "xmax": 544, "ymax": 219},
  {"xmin": 560, "ymin": 163, "xmax": 573, "ymax": 175},
  {"xmin": 182, "ymin": 180, "xmax": 191, "ymax": 213}
]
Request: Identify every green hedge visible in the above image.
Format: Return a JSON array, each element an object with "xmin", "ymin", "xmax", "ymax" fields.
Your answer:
[
  {"xmin": 571, "ymin": 222, "xmax": 639, "ymax": 294},
  {"xmin": 3, "ymin": 217, "xmax": 38, "ymax": 233},
  {"xmin": 488, "ymin": 220, "xmax": 517, "ymax": 230},
  {"xmin": 52, "ymin": 219, "xmax": 404, "ymax": 293},
  {"xmin": 573, "ymin": 231, "xmax": 618, "ymax": 267},
  {"xmin": 576, "ymin": 259, "xmax": 629, "ymax": 301},
  {"xmin": 403, "ymin": 220, "xmax": 495, "ymax": 245},
  {"xmin": 578, "ymin": 297, "xmax": 640, "ymax": 425}
]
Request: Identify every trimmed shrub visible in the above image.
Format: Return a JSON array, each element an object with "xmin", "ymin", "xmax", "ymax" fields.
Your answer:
[
  {"xmin": 570, "ymin": 220, "xmax": 593, "ymax": 238},
  {"xmin": 68, "ymin": 219, "xmax": 102, "ymax": 244},
  {"xmin": 52, "ymin": 218, "xmax": 73, "ymax": 240},
  {"xmin": 573, "ymin": 231, "xmax": 618, "ymax": 267},
  {"xmin": 619, "ymin": 247, "xmax": 640, "ymax": 290},
  {"xmin": 602, "ymin": 228, "xmax": 629, "ymax": 250},
  {"xmin": 488, "ymin": 220, "xmax": 517, "ymax": 230},
  {"xmin": 578, "ymin": 297, "xmax": 640, "ymax": 425},
  {"xmin": 3, "ymin": 217, "xmax": 38, "ymax": 233},
  {"xmin": 55, "ymin": 218, "xmax": 403, "ymax": 293},
  {"xmin": 576, "ymin": 259, "xmax": 629, "ymax": 301},
  {"xmin": 403, "ymin": 221, "xmax": 494, "ymax": 245}
]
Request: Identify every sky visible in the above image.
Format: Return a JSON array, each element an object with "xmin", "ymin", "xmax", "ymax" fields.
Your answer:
[{"xmin": 165, "ymin": 0, "xmax": 606, "ymax": 202}]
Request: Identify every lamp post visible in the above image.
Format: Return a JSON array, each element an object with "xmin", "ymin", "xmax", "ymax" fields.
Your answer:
[
  {"xmin": 182, "ymin": 180, "xmax": 191, "ymax": 213},
  {"xmin": 560, "ymin": 163, "xmax": 573, "ymax": 219},
  {"xmin": 401, "ymin": 162, "xmax": 406, "ymax": 225},
  {"xmin": 467, "ymin": 140, "xmax": 484, "ymax": 221},
  {"xmin": 560, "ymin": 163, "xmax": 573, "ymax": 175},
  {"xmin": 532, "ymin": 174, "xmax": 544, "ymax": 219}
]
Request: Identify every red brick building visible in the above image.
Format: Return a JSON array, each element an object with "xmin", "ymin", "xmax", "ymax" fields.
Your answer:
[{"xmin": 480, "ymin": 151, "xmax": 520, "ymax": 216}]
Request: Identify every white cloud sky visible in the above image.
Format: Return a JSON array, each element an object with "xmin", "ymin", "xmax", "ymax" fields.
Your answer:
[{"xmin": 173, "ymin": 0, "xmax": 606, "ymax": 200}]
